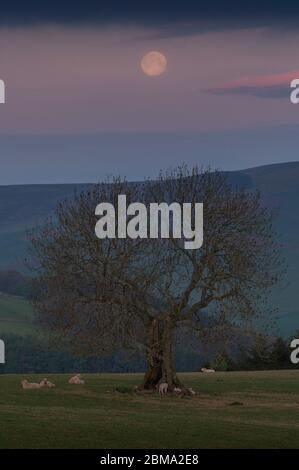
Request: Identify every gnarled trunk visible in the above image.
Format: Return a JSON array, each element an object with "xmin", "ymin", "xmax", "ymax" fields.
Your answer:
[
  {"xmin": 161, "ymin": 315, "xmax": 181, "ymax": 390},
  {"xmin": 138, "ymin": 315, "xmax": 181, "ymax": 392},
  {"xmin": 141, "ymin": 318, "xmax": 163, "ymax": 389}
]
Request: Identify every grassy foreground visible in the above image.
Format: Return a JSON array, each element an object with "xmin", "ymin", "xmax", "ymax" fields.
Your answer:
[{"xmin": 0, "ymin": 370, "xmax": 299, "ymax": 449}]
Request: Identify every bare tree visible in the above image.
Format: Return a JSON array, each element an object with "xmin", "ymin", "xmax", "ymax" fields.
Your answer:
[{"xmin": 29, "ymin": 166, "xmax": 282, "ymax": 392}]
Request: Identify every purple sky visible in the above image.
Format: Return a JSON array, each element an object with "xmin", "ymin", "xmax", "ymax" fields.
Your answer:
[{"xmin": 0, "ymin": 25, "xmax": 299, "ymax": 183}]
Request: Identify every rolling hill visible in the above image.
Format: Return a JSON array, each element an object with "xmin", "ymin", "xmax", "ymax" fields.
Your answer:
[
  {"xmin": 242, "ymin": 162, "xmax": 299, "ymax": 335},
  {"xmin": 0, "ymin": 183, "xmax": 89, "ymax": 268},
  {"xmin": 0, "ymin": 294, "xmax": 34, "ymax": 336},
  {"xmin": 0, "ymin": 162, "xmax": 298, "ymax": 335}
]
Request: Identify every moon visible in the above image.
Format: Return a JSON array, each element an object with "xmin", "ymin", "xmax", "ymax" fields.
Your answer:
[{"xmin": 140, "ymin": 51, "xmax": 167, "ymax": 77}]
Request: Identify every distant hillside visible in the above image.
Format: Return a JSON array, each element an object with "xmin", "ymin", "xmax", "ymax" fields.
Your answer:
[
  {"xmin": 242, "ymin": 161, "xmax": 299, "ymax": 192},
  {"xmin": 0, "ymin": 294, "xmax": 34, "ymax": 336},
  {"xmin": 0, "ymin": 183, "xmax": 89, "ymax": 268},
  {"xmin": 241, "ymin": 162, "xmax": 299, "ymax": 335},
  {"xmin": 0, "ymin": 163, "xmax": 298, "ymax": 335}
]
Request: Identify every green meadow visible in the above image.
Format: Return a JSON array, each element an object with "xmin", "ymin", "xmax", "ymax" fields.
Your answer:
[
  {"xmin": 0, "ymin": 294, "xmax": 35, "ymax": 336},
  {"xmin": 0, "ymin": 370, "xmax": 299, "ymax": 449},
  {"xmin": 0, "ymin": 294, "xmax": 34, "ymax": 336}
]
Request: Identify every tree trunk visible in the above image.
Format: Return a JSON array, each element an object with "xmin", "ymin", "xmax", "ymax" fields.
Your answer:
[
  {"xmin": 140, "ymin": 318, "xmax": 163, "ymax": 390},
  {"xmin": 161, "ymin": 315, "xmax": 181, "ymax": 390},
  {"xmin": 137, "ymin": 316, "xmax": 181, "ymax": 392}
]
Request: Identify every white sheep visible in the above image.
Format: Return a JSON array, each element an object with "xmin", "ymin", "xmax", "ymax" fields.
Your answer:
[
  {"xmin": 40, "ymin": 378, "xmax": 56, "ymax": 388},
  {"xmin": 69, "ymin": 374, "xmax": 85, "ymax": 385},
  {"xmin": 21, "ymin": 379, "xmax": 41, "ymax": 390},
  {"xmin": 158, "ymin": 382, "xmax": 168, "ymax": 395},
  {"xmin": 201, "ymin": 367, "xmax": 216, "ymax": 373}
]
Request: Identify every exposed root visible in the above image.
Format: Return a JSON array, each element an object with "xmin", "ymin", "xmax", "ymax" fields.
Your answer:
[{"xmin": 134, "ymin": 383, "xmax": 196, "ymax": 397}]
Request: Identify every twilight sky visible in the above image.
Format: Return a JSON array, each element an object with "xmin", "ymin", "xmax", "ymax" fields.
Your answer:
[{"xmin": 0, "ymin": 2, "xmax": 299, "ymax": 183}]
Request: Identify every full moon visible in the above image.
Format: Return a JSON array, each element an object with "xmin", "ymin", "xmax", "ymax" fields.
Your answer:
[{"xmin": 140, "ymin": 51, "xmax": 167, "ymax": 77}]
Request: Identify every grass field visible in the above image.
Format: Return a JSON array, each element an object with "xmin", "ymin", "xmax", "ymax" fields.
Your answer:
[{"xmin": 0, "ymin": 370, "xmax": 299, "ymax": 449}]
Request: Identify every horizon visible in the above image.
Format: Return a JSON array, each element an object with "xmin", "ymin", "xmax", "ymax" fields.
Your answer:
[{"xmin": 0, "ymin": 160, "xmax": 297, "ymax": 186}]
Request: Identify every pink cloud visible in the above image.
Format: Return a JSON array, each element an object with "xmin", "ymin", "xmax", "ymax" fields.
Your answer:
[{"xmin": 207, "ymin": 70, "xmax": 299, "ymax": 98}]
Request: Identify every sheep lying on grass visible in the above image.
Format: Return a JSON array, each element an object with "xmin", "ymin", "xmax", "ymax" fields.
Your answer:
[
  {"xmin": 173, "ymin": 386, "xmax": 196, "ymax": 396},
  {"xmin": 40, "ymin": 378, "xmax": 56, "ymax": 388},
  {"xmin": 21, "ymin": 379, "xmax": 41, "ymax": 390},
  {"xmin": 68, "ymin": 374, "xmax": 85, "ymax": 385},
  {"xmin": 201, "ymin": 367, "xmax": 216, "ymax": 373},
  {"xmin": 21, "ymin": 375, "xmax": 85, "ymax": 390},
  {"xmin": 158, "ymin": 383, "xmax": 196, "ymax": 396}
]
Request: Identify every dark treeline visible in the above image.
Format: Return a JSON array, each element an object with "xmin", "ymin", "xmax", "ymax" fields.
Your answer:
[
  {"xmin": 206, "ymin": 333, "xmax": 299, "ymax": 371},
  {"xmin": 0, "ymin": 331, "xmax": 298, "ymax": 374},
  {"xmin": 0, "ymin": 334, "xmax": 146, "ymax": 374}
]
